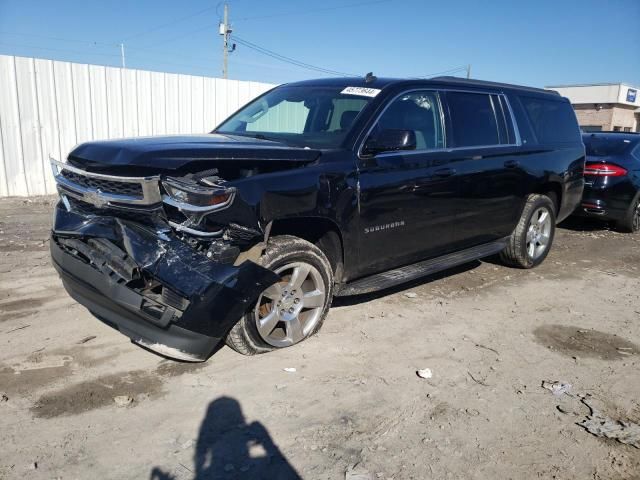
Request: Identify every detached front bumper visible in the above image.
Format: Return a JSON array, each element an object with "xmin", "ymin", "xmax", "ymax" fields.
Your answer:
[{"xmin": 51, "ymin": 204, "xmax": 278, "ymax": 361}]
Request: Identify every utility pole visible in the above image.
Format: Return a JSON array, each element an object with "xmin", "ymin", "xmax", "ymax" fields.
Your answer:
[
  {"xmin": 220, "ymin": 3, "xmax": 231, "ymax": 79},
  {"xmin": 466, "ymin": 64, "xmax": 471, "ymax": 79},
  {"xmin": 120, "ymin": 43, "xmax": 126, "ymax": 68}
]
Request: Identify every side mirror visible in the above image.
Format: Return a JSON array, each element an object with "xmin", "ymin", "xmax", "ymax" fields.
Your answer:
[{"xmin": 363, "ymin": 129, "xmax": 417, "ymax": 155}]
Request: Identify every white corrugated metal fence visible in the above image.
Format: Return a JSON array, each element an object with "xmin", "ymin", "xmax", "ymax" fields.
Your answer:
[{"xmin": 0, "ymin": 54, "xmax": 275, "ymax": 197}]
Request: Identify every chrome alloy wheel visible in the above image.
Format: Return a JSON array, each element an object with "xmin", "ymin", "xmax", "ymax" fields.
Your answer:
[
  {"xmin": 254, "ymin": 262, "xmax": 326, "ymax": 347},
  {"xmin": 526, "ymin": 207, "xmax": 552, "ymax": 260},
  {"xmin": 633, "ymin": 200, "xmax": 640, "ymax": 232}
]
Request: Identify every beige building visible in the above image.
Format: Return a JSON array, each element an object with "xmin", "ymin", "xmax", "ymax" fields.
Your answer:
[{"xmin": 545, "ymin": 83, "xmax": 640, "ymax": 132}]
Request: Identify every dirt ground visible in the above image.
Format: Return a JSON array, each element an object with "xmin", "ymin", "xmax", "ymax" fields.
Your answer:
[{"xmin": 1, "ymin": 196, "xmax": 639, "ymax": 480}]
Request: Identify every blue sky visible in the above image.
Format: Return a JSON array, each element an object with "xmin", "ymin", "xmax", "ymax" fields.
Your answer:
[{"xmin": 0, "ymin": 0, "xmax": 638, "ymax": 87}]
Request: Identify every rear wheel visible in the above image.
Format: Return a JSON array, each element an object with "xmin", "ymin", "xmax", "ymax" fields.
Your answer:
[
  {"xmin": 225, "ymin": 235, "xmax": 333, "ymax": 355},
  {"xmin": 616, "ymin": 195, "xmax": 640, "ymax": 233},
  {"xmin": 500, "ymin": 194, "xmax": 556, "ymax": 268}
]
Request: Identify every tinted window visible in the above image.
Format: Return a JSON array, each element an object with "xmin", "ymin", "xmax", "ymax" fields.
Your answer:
[
  {"xmin": 518, "ymin": 95, "xmax": 581, "ymax": 144},
  {"xmin": 374, "ymin": 91, "xmax": 444, "ymax": 150},
  {"xmin": 446, "ymin": 92, "xmax": 500, "ymax": 147},
  {"xmin": 583, "ymin": 135, "xmax": 638, "ymax": 156}
]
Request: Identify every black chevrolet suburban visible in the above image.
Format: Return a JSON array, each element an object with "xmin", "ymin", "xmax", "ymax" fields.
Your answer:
[{"xmin": 50, "ymin": 76, "xmax": 585, "ymax": 360}]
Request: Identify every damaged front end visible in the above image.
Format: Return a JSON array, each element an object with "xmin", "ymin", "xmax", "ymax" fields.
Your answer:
[{"xmin": 50, "ymin": 158, "xmax": 280, "ymax": 361}]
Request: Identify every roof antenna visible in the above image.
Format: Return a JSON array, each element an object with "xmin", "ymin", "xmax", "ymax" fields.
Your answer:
[{"xmin": 365, "ymin": 72, "xmax": 377, "ymax": 84}]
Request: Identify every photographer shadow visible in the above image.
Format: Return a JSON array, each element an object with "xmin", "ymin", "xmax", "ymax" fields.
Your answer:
[{"xmin": 151, "ymin": 396, "xmax": 301, "ymax": 480}]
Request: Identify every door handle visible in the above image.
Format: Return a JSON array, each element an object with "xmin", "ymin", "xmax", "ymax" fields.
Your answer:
[
  {"xmin": 433, "ymin": 167, "xmax": 457, "ymax": 178},
  {"xmin": 504, "ymin": 160, "xmax": 520, "ymax": 168}
]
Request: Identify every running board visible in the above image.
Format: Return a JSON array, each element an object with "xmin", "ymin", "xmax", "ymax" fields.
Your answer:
[{"xmin": 335, "ymin": 238, "xmax": 508, "ymax": 297}]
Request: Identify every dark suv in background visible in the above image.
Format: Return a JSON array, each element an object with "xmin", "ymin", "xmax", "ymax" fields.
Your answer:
[
  {"xmin": 576, "ymin": 132, "xmax": 640, "ymax": 232},
  {"xmin": 49, "ymin": 76, "xmax": 585, "ymax": 360}
]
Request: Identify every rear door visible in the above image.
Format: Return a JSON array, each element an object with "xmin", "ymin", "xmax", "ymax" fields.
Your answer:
[
  {"xmin": 356, "ymin": 90, "xmax": 457, "ymax": 276},
  {"xmin": 442, "ymin": 90, "xmax": 527, "ymax": 249}
]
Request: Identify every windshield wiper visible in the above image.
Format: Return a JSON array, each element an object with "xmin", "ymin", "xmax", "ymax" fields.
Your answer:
[
  {"xmin": 220, "ymin": 131, "xmax": 277, "ymax": 142},
  {"xmin": 221, "ymin": 131, "xmax": 306, "ymax": 148}
]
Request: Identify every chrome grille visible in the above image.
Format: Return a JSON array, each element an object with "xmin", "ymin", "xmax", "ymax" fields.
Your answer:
[
  {"xmin": 60, "ymin": 169, "xmax": 144, "ymax": 197},
  {"xmin": 66, "ymin": 196, "xmax": 158, "ymax": 224},
  {"xmin": 51, "ymin": 158, "xmax": 161, "ymax": 207}
]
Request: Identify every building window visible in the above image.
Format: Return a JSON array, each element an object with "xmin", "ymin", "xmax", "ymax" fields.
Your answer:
[
  {"xmin": 582, "ymin": 125, "xmax": 602, "ymax": 132},
  {"xmin": 613, "ymin": 126, "xmax": 622, "ymax": 132},
  {"xmin": 624, "ymin": 127, "xmax": 632, "ymax": 132}
]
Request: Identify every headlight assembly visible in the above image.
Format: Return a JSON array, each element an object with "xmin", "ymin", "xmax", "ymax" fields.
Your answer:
[{"xmin": 162, "ymin": 176, "xmax": 235, "ymax": 212}]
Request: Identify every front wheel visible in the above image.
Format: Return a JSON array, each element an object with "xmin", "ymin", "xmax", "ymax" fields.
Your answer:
[
  {"xmin": 225, "ymin": 235, "xmax": 334, "ymax": 355},
  {"xmin": 500, "ymin": 194, "xmax": 556, "ymax": 268}
]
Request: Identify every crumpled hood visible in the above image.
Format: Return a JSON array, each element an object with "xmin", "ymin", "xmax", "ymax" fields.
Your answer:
[{"xmin": 68, "ymin": 133, "xmax": 321, "ymax": 173}]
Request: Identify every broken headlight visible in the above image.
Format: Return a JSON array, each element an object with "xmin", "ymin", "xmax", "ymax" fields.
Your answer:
[{"xmin": 162, "ymin": 177, "xmax": 235, "ymax": 212}]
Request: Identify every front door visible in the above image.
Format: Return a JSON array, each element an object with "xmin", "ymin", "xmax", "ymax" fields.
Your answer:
[{"xmin": 356, "ymin": 90, "xmax": 457, "ymax": 277}]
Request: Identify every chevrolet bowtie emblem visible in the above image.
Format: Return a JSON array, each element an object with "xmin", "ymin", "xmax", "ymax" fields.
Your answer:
[{"xmin": 83, "ymin": 190, "xmax": 108, "ymax": 208}]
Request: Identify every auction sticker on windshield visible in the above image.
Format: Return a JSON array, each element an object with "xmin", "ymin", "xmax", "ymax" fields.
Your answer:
[{"xmin": 341, "ymin": 86, "xmax": 381, "ymax": 97}]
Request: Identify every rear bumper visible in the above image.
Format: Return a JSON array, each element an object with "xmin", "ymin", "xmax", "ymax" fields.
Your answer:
[
  {"xmin": 574, "ymin": 181, "xmax": 637, "ymax": 221},
  {"xmin": 573, "ymin": 200, "xmax": 627, "ymax": 221},
  {"xmin": 50, "ymin": 204, "xmax": 279, "ymax": 361}
]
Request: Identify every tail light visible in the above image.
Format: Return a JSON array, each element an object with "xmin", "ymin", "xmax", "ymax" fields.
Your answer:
[{"xmin": 584, "ymin": 162, "xmax": 627, "ymax": 177}]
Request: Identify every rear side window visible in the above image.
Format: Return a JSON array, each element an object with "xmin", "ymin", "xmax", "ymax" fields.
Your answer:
[
  {"xmin": 445, "ymin": 92, "xmax": 504, "ymax": 147},
  {"xmin": 518, "ymin": 95, "xmax": 581, "ymax": 144}
]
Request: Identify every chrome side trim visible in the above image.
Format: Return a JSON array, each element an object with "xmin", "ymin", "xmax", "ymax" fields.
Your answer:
[
  {"xmin": 50, "ymin": 158, "xmax": 162, "ymax": 207},
  {"xmin": 501, "ymin": 94, "xmax": 523, "ymax": 146},
  {"xmin": 371, "ymin": 144, "xmax": 517, "ymax": 160}
]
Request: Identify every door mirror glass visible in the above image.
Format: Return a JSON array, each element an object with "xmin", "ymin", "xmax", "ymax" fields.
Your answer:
[{"xmin": 363, "ymin": 129, "xmax": 417, "ymax": 155}]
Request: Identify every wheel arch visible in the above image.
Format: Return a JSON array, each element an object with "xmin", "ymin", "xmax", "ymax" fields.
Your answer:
[
  {"xmin": 266, "ymin": 216, "xmax": 345, "ymax": 283},
  {"xmin": 533, "ymin": 181, "xmax": 562, "ymax": 216}
]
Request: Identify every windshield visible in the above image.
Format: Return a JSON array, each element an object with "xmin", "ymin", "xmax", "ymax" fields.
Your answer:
[
  {"xmin": 215, "ymin": 86, "xmax": 375, "ymax": 148},
  {"xmin": 583, "ymin": 135, "xmax": 638, "ymax": 156}
]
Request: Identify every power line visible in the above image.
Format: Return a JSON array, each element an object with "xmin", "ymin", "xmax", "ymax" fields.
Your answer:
[
  {"xmin": 122, "ymin": 4, "xmax": 219, "ymax": 41},
  {"xmin": 124, "ymin": 43, "xmax": 217, "ymax": 63},
  {"xmin": 0, "ymin": 42, "xmax": 120, "ymax": 59},
  {"xmin": 0, "ymin": 30, "xmax": 206, "ymax": 63},
  {"xmin": 0, "ymin": 31, "xmax": 118, "ymax": 48},
  {"xmin": 415, "ymin": 66, "xmax": 470, "ymax": 78},
  {"xmin": 0, "ymin": 32, "xmax": 305, "ymax": 77},
  {"xmin": 231, "ymin": 35, "xmax": 357, "ymax": 77},
  {"xmin": 122, "ymin": 55, "xmax": 215, "ymax": 74},
  {"xmin": 1, "ymin": 21, "xmax": 462, "ymax": 81},
  {"xmin": 134, "ymin": 23, "xmax": 215, "ymax": 49},
  {"xmin": 130, "ymin": 0, "xmax": 396, "ymax": 49},
  {"xmin": 234, "ymin": 0, "xmax": 393, "ymax": 22}
]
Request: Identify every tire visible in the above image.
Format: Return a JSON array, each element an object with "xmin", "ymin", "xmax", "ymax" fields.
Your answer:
[
  {"xmin": 500, "ymin": 194, "xmax": 556, "ymax": 269},
  {"xmin": 616, "ymin": 194, "xmax": 640, "ymax": 233},
  {"xmin": 225, "ymin": 235, "xmax": 334, "ymax": 355}
]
